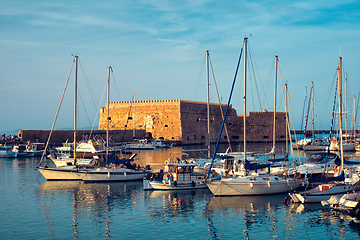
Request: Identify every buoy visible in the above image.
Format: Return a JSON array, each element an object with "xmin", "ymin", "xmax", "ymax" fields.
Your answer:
[
  {"xmin": 179, "ymin": 199, "xmax": 182, "ymax": 204},
  {"xmin": 290, "ymin": 199, "xmax": 294, "ymax": 205}
]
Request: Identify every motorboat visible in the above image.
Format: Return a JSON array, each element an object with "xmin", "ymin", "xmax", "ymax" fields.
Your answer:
[{"xmin": 143, "ymin": 161, "xmax": 207, "ymax": 190}]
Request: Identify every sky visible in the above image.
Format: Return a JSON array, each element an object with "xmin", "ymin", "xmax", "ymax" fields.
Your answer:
[{"xmin": 1, "ymin": 0, "xmax": 360, "ymax": 135}]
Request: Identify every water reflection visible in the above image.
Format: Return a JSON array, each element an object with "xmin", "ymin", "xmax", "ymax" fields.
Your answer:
[
  {"xmin": 39, "ymin": 181, "xmax": 143, "ymax": 239},
  {"xmin": 144, "ymin": 189, "xmax": 212, "ymax": 222},
  {"xmin": 206, "ymin": 195, "xmax": 287, "ymax": 239}
]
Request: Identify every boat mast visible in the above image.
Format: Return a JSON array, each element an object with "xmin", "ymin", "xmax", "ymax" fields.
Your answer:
[
  {"xmin": 272, "ymin": 55, "xmax": 278, "ymax": 153},
  {"xmin": 74, "ymin": 55, "xmax": 78, "ymax": 161},
  {"xmin": 243, "ymin": 37, "xmax": 247, "ymax": 161},
  {"xmin": 338, "ymin": 57, "xmax": 344, "ymax": 171},
  {"xmin": 206, "ymin": 50, "xmax": 211, "ymax": 159},
  {"xmin": 133, "ymin": 91, "xmax": 136, "ymax": 139},
  {"xmin": 106, "ymin": 66, "xmax": 112, "ymax": 156},
  {"xmin": 311, "ymin": 82, "xmax": 314, "ymax": 143}
]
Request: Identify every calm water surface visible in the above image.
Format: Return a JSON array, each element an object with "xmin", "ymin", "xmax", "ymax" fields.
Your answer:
[{"xmin": 1, "ymin": 144, "xmax": 360, "ymax": 239}]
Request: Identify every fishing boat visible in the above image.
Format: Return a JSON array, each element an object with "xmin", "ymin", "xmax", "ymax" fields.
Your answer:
[
  {"xmin": 205, "ymin": 38, "xmax": 300, "ymax": 196},
  {"xmin": 143, "ymin": 160, "xmax": 207, "ymax": 190},
  {"xmin": 0, "ymin": 144, "xmax": 17, "ymax": 158}
]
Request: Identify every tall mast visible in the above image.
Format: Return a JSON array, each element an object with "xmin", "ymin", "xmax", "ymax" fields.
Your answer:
[
  {"xmin": 243, "ymin": 37, "xmax": 247, "ymax": 161},
  {"xmin": 311, "ymin": 82, "xmax": 314, "ymax": 143},
  {"xmin": 74, "ymin": 55, "xmax": 78, "ymax": 161},
  {"xmin": 106, "ymin": 66, "xmax": 112, "ymax": 156},
  {"xmin": 338, "ymin": 57, "xmax": 344, "ymax": 171},
  {"xmin": 133, "ymin": 91, "xmax": 136, "ymax": 139},
  {"xmin": 272, "ymin": 55, "xmax": 278, "ymax": 153},
  {"xmin": 206, "ymin": 50, "xmax": 211, "ymax": 159}
]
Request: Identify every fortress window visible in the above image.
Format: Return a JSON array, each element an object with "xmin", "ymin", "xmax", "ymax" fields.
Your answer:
[
  {"xmin": 171, "ymin": 137, "xmax": 174, "ymax": 139},
  {"xmin": 263, "ymin": 136, "xmax": 269, "ymax": 139},
  {"xmin": 125, "ymin": 125, "xmax": 127, "ymax": 128},
  {"xmin": 128, "ymin": 117, "xmax": 133, "ymax": 120},
  {"xmin": 165, "ymin": 124, "xmax": 168, "ymax": 127}
]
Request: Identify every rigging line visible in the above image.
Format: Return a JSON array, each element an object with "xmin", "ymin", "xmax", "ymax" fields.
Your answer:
[
  {"xmin": 37, "ymin": 59, "xmax": 75, "ymax": 168},
  {"xmin": 285, "ymin": 83, "xmax": 302, "ymax": 165},
  {"xmin": 78, "ymin": 60, "xmax": 99, "ymax": 112},
  {"xmin": 319, "ymin": 70, "xmax": 337, "ymax": 131},
  {"xmin": 110, "ymin": 71, "xmax": 122, "ymax": 101},
  {"xmin": 190, "ymin": 53, "xmax": 206, "ymax": 101},
  {"xmin": 278, "ymin": 64, "xmax": 298, "ymax": 164},
  {"xmin": 207, "ymin": 40, "xmax": 244, "ymax": 176},
  {"xmin": 77, "ymin": 88, "xmax": 93, "ymax": 132},
  {"xmin": 208, "ymin": 53, "xmax": 232, "ymax": 152},
  {"xmin": 90, "ymin": 81, "xmax": 107, "ymax": 134}
]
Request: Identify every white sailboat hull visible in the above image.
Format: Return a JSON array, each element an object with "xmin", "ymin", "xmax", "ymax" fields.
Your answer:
[
  {"xmin": 37, "ymin": 166, "xmax": 82, "ymax": 180},
  {"xmin": 81, "ymin": 168, "xmax": 147, "ymax": 182},
  {"xmin": 206, "ymin": 176, "xmax": 300, "ymax": 196}
]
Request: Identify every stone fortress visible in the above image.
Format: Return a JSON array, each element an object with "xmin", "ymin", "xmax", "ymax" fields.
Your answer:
[{"xmin": 98, "ymin": 99, "xmax": 287, "ymax": 145}]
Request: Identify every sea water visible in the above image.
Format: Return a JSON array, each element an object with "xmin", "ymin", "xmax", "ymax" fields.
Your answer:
[{"xmin": 1, "ymin": 144, "xmax": 360, "ymax": 239}]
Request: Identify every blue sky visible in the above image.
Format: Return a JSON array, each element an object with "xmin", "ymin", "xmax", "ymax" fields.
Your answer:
[{"xmin": 1, "ymin": 0, "xmax": 360, "ymax": 135}]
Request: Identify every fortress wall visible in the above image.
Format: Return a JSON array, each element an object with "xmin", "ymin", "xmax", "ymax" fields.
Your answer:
[{"xmin": 98, "ymin": 99, "xmax": 288, "ymax": 145}]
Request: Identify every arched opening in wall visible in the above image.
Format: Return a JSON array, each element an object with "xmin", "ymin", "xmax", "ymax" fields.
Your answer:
[
  {"xmin": 140, "ymin": 125, "xmax": 143, "ymax": 128},
  {"xmin": 223, "ymin": 136, "xmax": 227, "ymax": 140},
  {"xmin": 231, "ymin": 136, "xmax": 239, "ymax": 140},
  {"xmin": 263, "ymin": 136, "xmax": 270, "ymax": 139},
  {"xmin": 128, "ymin": 117, "xmax": 133, "ymax": 120},
  {"xmin": 125, "ymin": 125, "xmax": 127, "ymax": 128},
  {"xmin": 201, "ymin": 136, "xmax": 205, "ymax": 140},
  {"xmin": 227, "ymin": 123, "xmax": 232, "ymax": 126},
  {"xmin": 187, "ymin": 136, "xmax": 189, "ymax": 140},
  {"xmin": 164, "ymin": 124, "xmax": 168, "ymax": 127},
  {"xmin": 279, "ymin": 135, "xmax": 285, "ymax": 138},
  {"xmin": 159, "ymin": 137, "xmax": 164, "ymax": 140},
  {"xmin": 171, "ymin": 137, "xmax": 174, "ymax": 139},
  {"xmin": 194, "ymin": 135, "xmax": 197, "ymax": 140},
  {"xmin": 197, "ymin": 119, "xmax": 200, "ymax": 122}
]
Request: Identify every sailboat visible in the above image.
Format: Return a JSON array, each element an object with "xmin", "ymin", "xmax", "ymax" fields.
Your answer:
[
  {"xmin": 288, "ymin": 57, "xmax": 360, "ymax": 203},
  {"xmin": 38, "ymin": 55, "xmax": 91, "ymax": 180},
  {"xmin": 78, "ymin": 66, "xmax": 148, "ymax": 182},
  {"xmin": 205, "ymin": 38, "xmax": 300, "ymax": 196},
  {"xmin": 38, "ymin": 59, "xmax": 148, "ymax": 181}
]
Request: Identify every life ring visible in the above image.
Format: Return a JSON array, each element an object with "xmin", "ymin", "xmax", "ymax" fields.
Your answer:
[{"xmin": 164, "ymin": 160, "xmax": 169, "ymax": 165}]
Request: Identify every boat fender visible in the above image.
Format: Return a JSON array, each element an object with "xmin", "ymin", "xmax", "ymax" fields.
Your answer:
[
  {"xmin": 286, "ymin": 179, "xmax": 289, "ymax": 186},
  {"xmin": 267, "ymin": 181, "xmax": 271, "ymax": 188},
  {"xmin": 124, "ymin": 172, "xmax": 127, "ymax": 178},
  {"xmin": 108, "ymin": 172, "xmax": 110, "ymax": 178},
  {"xmin": 191, "ymin": 181, "xmax": 196, "ymax": 188},
  {"xmin": 250, "ymin": 182, "xmax": 254, "ymax": 189}
]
